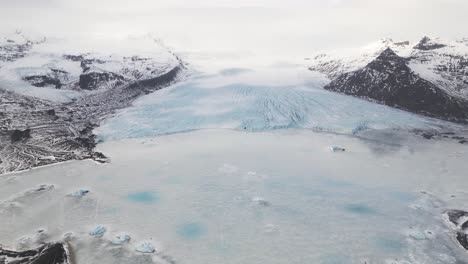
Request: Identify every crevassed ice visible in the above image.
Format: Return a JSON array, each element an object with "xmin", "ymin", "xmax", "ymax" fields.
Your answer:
[{"xmin": 96, "ymin": 66, "xmax": 450, "ymax": 141}]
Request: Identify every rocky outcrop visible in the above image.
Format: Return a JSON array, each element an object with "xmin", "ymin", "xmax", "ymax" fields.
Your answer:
[
  {"xmin": 446, "ymin": 210, "xmax": 468, "ymax": 250},
  {"xmin": 10, "ymin": 129, "xmax": 31, "ymax": 142},
  {"xmin": 79, "ymin": 71, "xmax": 124, "ymax": 90},
  {"xmin": 414, "ymin": 36, "xmax": 447, "ymax": 50},
  {"xmin": 23, "ymin": 75, "xmax": 63, "ymax": 89},
  {"xmin": 324, "ymin": 48, "xmax": 468, "ymax": 123},
  {"xmin": 0, "ymin": 243, "xmax": 71, "ymax": 264}
]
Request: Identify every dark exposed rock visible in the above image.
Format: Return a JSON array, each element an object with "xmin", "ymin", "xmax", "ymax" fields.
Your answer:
[
  {"xmin": 79, "ymin": 124, "xmax": 96, "ymax": 135},
  {"xmin": 46, "ymin": 109, "xmax": 56, "ymax": 116},
  {"xmin": 422, "ymin": 132, "xmax": 434, "ymax": 139},
  {"xmin": 413, "ymin": 130, "xmax": 468, "ymax": 144},
  {"xmin": 447, "ymin": 210, "xmax": 468, "ymax": 225},
  {"xmin": 79, "ymin": 71, "xmax": 124, "ymax": 90},
  {"xmin": 394, "ymin": 41, "xmax": 410, "ymax": 46},
  {"xmin": 63, "ymin": 54, "xmax": 84, "ymax": 62},
  {"xmin": 414, "ymin": 36, "xmax": 447, "ymax": 51},
  {"xmin": 22, "ymin": 68, "xmax": 70, "ymax": 90},
  {"xmin": 80, "ymin": 58, "xmax": 106, "ymax": 72},
  {"xmin": 324, "ymin": 48, "xmax": 468, "ymax": 123},
  {"xmin": 457, "ymin": 232, "xmax": 468, "ymax": 250},
  {"xmin": 23, "ymin": 75, "xmax": 63, "ymax": 89},
  {"xmin": 0, "ymin": 242, "xmax": 70, "ymax": 264},
  {"xmin": 461, "ymin": 220, "xmax": 468, "ymax": 230},
  {"xmin": 11, "ymin": 129, "xmax": 31, "ymax": 142},
  {"xmin": 445, "ymin": 210, "xmax": 468, "ymax": 251}
]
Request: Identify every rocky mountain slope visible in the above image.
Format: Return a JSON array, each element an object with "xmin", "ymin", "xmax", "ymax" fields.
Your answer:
[
  {"xmin": 0, "ymin": 32, "xmax": 185, "ymax": 174},
  {"xmin": 309, "ymin": 37, "xmax": 468, "ymax": 122}
]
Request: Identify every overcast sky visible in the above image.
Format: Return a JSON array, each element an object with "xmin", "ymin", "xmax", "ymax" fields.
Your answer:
[{"xmin": 1, "ymin": 0, "xmax": 467, "ymax": 56}]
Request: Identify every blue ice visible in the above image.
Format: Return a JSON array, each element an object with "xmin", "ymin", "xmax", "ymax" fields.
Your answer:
[
  {"xmin": 96, "ymin": 70, "xmax": 449, "ymax": 142},
  {"xmin": 126, "ymin": 191, "xmax": 159, "ymax": 204},
  {"xmin": 374, "ymin": 237, "xmax": 404, "ymax": 253},
  {"xmin": 177, "ymin": 222, "xmax": 205, "ymax": 239},
  {"xmin": 344, "ymin": 203, "xmax": 377, "ymax": 215},
  {"xmin": 89, "ymin": 225, "xmax": 106, "ymax": 237},
  {"xmin": 135, "ymin": 241, "xmax": 156, "ymax": 253}
]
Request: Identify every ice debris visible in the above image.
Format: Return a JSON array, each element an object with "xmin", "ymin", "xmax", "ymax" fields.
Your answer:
[
  {"xmin": 264, "ymin": 224, "xmax": 279, "ymax": 233},
  {"xmin": 252, "ymin": 196, "xmax": 270, "ymax": 207},
  {"xmin": 407, "ymin": 229, "xmax": 426, "ymax": 240},
  {"xmin": 329, "ymin": 146, "xmax": 346, "ymax": 152},
  {"xmin": 111, "ymin": 233, "xmax": 131, "ymax": 245},
  {"xmin": 89, "ymin": 225, "xmax": 106, "ymax": 237},
  {"xmin": 135, "ymin": 241, "xmax": 156, "ymax": 253},
  {"xmin": 68, "ymin": 189, "xmax": 90, "ymax": 198}
]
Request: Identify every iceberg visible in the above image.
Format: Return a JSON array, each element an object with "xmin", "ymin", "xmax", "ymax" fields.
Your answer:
[
  {"xmin": 329, "ymin": 146, "xmax": 346, "ymax": 152},
  {"xmin": 68, "ymin": 189, "xmax": 90, "ymax": 198},
  {"xmin": 89, "ymin": 225, "xmax": 106, "ymax": 237},
  {"xmin": 135, "ymin": 241, "xmax": 156, "ymax": 253},
  {"xmin": 111, "ymin": 233, "xmax": 131, "ymax": 245}
]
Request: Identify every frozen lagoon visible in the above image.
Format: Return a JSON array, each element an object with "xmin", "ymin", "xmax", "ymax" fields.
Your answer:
[{"xmin": 1, "ymin": 129, "xmax": 468, "ymax": 264}]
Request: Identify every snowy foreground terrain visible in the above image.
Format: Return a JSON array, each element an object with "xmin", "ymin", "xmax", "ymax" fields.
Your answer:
[
  {"xmin": 1, "ymin": 36, "xmax": 468, "ymax": 263},
  {"xmin": 1, "ymin": 130, "xmax": 468, "ymax": 263}
]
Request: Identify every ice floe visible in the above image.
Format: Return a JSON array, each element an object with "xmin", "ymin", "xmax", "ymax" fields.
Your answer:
[
  {"xmin": 89, "ymin": 225, "xmax": 106, "ymax": 237},
  {"xmin": 329, "ymin": 145, "xmax": 346, "ymax": 152},
  {"xmin": 111, "ymin": 233, "xmax": 131, "ymax": 245},
  {"xmin": 135, "ymin": 241, "xmax": 156, "ymax": 253},
  {"xmin": 68, "ymin": 189, "xmax": 90, "ymax": 198}
]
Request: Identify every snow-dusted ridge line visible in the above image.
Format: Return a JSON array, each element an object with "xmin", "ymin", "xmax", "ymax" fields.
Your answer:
[
  {"xmin": 0, "ymin": 32, "xmax": 186, "ymax": 174},
  {"xmin": 309, "ymin": 36, "xmax": 468, "ymax": 123},
  {"xmin": 309, "ymin": 36, "xmax": 468, "ymax": 98}
]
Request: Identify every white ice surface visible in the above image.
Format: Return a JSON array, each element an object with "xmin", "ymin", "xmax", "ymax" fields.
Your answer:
[{"xmin": 1, "ymin": 129, "xmax": 468, "ymax": 264}]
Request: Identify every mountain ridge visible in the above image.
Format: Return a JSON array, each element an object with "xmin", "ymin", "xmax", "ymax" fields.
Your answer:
[{"xmin": 310, "ymin": 36, "xmax": 468, "ymax": 123}]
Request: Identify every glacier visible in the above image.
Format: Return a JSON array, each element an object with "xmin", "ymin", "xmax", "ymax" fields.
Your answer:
[{"xmin": 96, "ymin": 64, "xmax": 455, "ymax": 142}]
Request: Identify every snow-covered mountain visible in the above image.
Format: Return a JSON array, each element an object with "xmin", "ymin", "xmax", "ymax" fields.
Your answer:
[
  {"xmin": 308, "ymin": 37, "xmax": 468, "ymax": 122},
  {"xmin": 0, "ymin": 31, "xmax": 185, "ymax": 174},
  {"xmin": 0, "ymin": 31, "xmax": 180, "ymax": 102}
]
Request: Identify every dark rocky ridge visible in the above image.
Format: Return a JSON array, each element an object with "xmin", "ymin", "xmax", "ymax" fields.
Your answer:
[
  {"xmin": 446, "ymin": 210, "xmax": 468, "ymax": 250},
  {"xmin": 0, "ymin": 242, "xmax": 70, "ymax": 264},
  {"xmin": 324, "ymin": 48, "xmax": 468, "ymax": 123},
  {"xmin": 24, "ymin": 75, "xmax": 64, "ymax": 89},
  {"xmin": 414, "ymin": 36, "xmax": 447, "ymax": 50},
  {"xmin": 78, "ymin": 71, "xmax": 124, "ymax": 90}
]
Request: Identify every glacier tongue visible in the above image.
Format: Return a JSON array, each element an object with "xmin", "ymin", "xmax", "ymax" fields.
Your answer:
[{"xmin": 96, "ymin": 65, "xmax": 454, "ymax": 142}]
